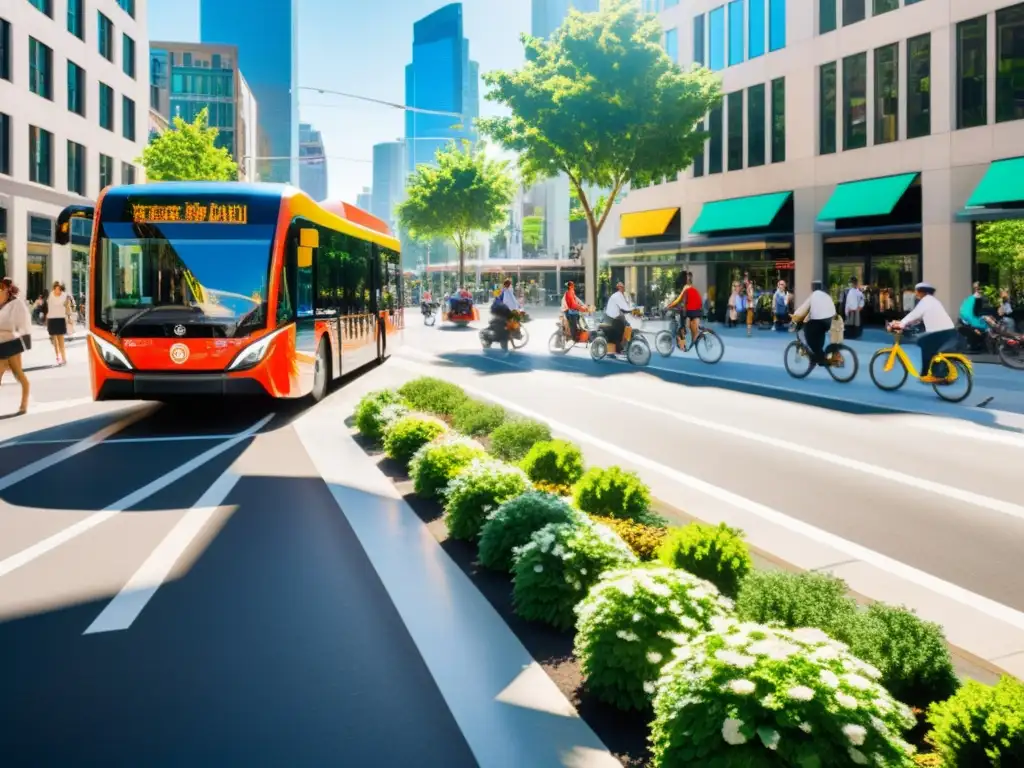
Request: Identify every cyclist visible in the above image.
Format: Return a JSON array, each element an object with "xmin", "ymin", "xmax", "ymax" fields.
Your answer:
[
  {"xmin": 561, "ymin": 280, "xmax": 586, "ymax": 338},
  {"xmin": 891, "ymin": 282, "xmax": 956, "ymax": 383},
  {"xmin": 604, "ymin": 282, "xmax": 633, "ymax": 356},
  {"xmin": 667, "ymin": 272, "xmax": 702, "ymax": 350},
  {"xmin": 790, "ymin": 281, "xmax": 836, "ymax": 365}
]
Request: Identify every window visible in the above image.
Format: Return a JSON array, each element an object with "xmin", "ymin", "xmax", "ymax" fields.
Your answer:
[
  {"xmin": 771, "ymin": 77, "xmax": 785, "ymax": 162},
  {"xmin": 907, "ymin": 33, "xmax": 931, "ymax": 138},
  {"xmin": 99, "ymin": 83, "xmax": 114, "ymax": 130},
  {"xmin": 121, "ymin": 163, "xmax": 136, "ymax": 185},
  {"xmin": 819, "ymin": 62, "xmax": 837, "ymax": 154},
  {"xmin": 29, "ymin": 0, "xmax": 52, "ymax": 17},
  {"xmin": 117, "ymin": 0, "xmax": 135, "ymax": 18},
  {"xmin": 996, "ymin": 4, "xmax": 1024, "ymax": 123},
  {"xmin": 749, "ymin": 0, "xmax": 765, "ymax": 58},
  {"xmin": 29, "ymin": 126, "xmax": 53, "ymax": 187},
  {"xmin": 98, "ymin": 13, "xmax": 114, "ymax": 62},
  {"xmin": 693, "ymin": 14, "xmax": 705, "ymax": 66},
  {"xmin": 0, "ymin": 18, "xmax": 10, "ymax": 81},
  {"xmin": 67, "ymin": 0, "xmax": 83, "ymax": 39},
  {"xmin": 768, "ymin": 0, "xmax": 786, "ymax": 51},
  {"xmin": 123, "ymin": 35, "xmax": 136, "ymax": 78},
  {"xmin": 874, "ymin": 44, "xmax": 898, "ymax": 144},
  {"xmin": 29, "ymin": 38, "xmax": 53, "ymax": 100},
  {"xmin": 957, "ymin": 17, "xmax": 987, "ymax": 129},
  {"xmin": 0, "ymin": 113, "xmax": 9, "ymax": 176},
  {"xmin": 68, "ymin": 61, "xmax": 85, "ymax": 116},
  {"xmin": 748, "ymin": 84, "xmax": 766, "ymax": 167},
  {"xmin": 820, "ymin": 0, "xmax": 836, "ymax": 33},
  {"xmin": 122, "ymin": 96, "xmax": 136, "ymax": 141},
  {"xmin": 843, "ymin": 0, "xmax": 865, "ymax": 26},
  {"xmin": 99, "ymin": 154, "xmax": 113, "ymax": 189},
  {"xmin": 67, "ymin": 141, "xmax": 85, "ymax": 195},
  {"xmin": 708, "ymin": 106, "xmax": 723, "ymax": 174},
  {"xmin": 664, "ymin": 28, "xmax": 678, "ymax": 62},
  {"xmin": 728, "ymin": 0, "xmax": 744, "ymax": 65},
  {"xmin": 693, "ymin": 118, "xmax": 705, "ymax": 177},
  {"xmin": 727, "ymin": 91, "xmax": 744, "ymax": 170},
  {"xmin": 843, "ymin": 52, "xmax": 867, "ymax": 150},
  {"xmin": 709, "ymin": 7, "xmax": 725, "ymax": 71},
  {"xmin": 873, "ymin": 0, "xmax": 898, "ymax": 16}
]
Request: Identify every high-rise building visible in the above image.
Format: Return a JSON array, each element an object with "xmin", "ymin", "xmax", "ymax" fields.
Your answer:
[
  {"xmin": 371, "ymin": 141, "xmax": 405, "ymax": 231},
  {"xmin": 149, "ymin": 42, "xmax": 258, "ymax": 180},
  {"xmin": 356, "ymin": 187, "xmax": 372, "ymax": 211},
  {"xmin": 298, "ymin": 122, "xmax": 327, "ymax": 201},
  {"xmin": 404, "ymin": 3, "xmax": 479, "ymax": 175},
  {"xmin": 200, "ymin": 0, "xmax": 298, "ymax": 184},
  {"xmin": 531, "ymin": 0, "xmax": 599, "ymax": 39}
]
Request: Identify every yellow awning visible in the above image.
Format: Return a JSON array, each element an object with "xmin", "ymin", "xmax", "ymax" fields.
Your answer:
[{"xmin": 619, "ymin": 208, "xmax": 679, "ymax": 239}]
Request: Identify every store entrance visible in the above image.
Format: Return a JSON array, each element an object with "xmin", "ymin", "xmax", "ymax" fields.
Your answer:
[
  {"xmin": 824, "ymin": 247, "xmax": 920, "ymax": 325},
  {"xmin": 712, "ymin": 261, "xmax": 795, "ymax": 322}
]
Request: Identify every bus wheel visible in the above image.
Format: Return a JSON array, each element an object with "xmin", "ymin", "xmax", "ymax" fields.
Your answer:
[{"xmin": 312, "ymin": 339, "xmax": 330, "ymax": 402}]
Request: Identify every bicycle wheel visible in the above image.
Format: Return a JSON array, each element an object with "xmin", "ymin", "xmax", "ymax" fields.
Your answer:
[
  {"xmin": 654, "ymin": 330, "xmax": 675, "ymax": 357},
  {"xmin": 627, "ymin": 337, "xmax": 652, "ymax": 366},
  {"xmin": 869, "ymin": 349, "xmax": 909, "ymax": 391},
  {"xmin": 424, "ymin": 311, "xmax": 436, "ymax": 327},
  {"xmin": 998, "ymin": 339, "xmax": 1024, "ymax": 370},
  {"xmin": 548, "ymin": 330, "xmax": 569, "ymax": 354},
  {"xmin": 695, "ymin": 329, "xmax": 724, "ymax": 364},
  {"xmin": 825, "ymin": 343, "xmax": 858, "ymax": 383},
  {"xmin": 511, "ymin": 326, "xmax": 529, "ymax": 350},
  {"xmin": 783, "ymin": 340, "xmax": 814, "ymax": 379},
  {"xmin": 932, "ymin": 357, "xmax": 973, "ymax": 403}
]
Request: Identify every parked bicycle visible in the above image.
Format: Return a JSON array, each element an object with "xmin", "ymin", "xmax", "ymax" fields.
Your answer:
[
  {"xmin": 654, "ymin": 310, "xmax": 724, "ymax": 364},
  {"xmin": 869, "ymin": 325, "xmax": 973, "ymax": 403},
  {"xmin": 783, "ymin": 322, "xmax": 859, "ymax": 383}
]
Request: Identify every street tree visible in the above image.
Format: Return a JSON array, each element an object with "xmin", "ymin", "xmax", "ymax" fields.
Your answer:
[
  {"xmin": 138, "ymin": 107, "xmax": 239, "ymax": 182},
  {"xmin": 976, "ymin": 219, "xmax": 1024, "ymax": 301},
  {"xmin": 397, "ymin": 141, "xmax": 516, "ymax": 282},
  {"xmin": 479, "ymin": 0, "xmax": 721, "ymax": 304}
]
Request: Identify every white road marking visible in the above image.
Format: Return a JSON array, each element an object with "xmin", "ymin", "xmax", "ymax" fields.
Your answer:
[
  {"xmin": 0, "ymin": 414, "xmax": 272, "ymax": 580},
  {"xmin": 84, "ymin": 469, "xmax": 242, "ymax": 634},
  {"xmin": 1, "ymin": 434, "xmax": 240, "ymax": 448}
]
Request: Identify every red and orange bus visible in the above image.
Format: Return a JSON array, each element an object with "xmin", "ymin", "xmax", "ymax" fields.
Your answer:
[{"xmin": 55, "ymin": 182, "xmax": 403, "ymax": 402}]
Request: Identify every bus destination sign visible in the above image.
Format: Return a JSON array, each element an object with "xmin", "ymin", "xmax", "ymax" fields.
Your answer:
[{"xmin": 129, "ymin": 202, "xmax": 249, "ymax": 224}]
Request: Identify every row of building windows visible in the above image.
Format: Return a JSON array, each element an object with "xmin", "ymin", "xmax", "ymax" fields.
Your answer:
[
  {"xmin": 690, "ymin": 0, "xmax": 786, "ymax": 72},
  {"xmin": 820, "ymin": 0, "xmax": 924, "ymax": 34},
  {"xmin": 23, "ymin": 3, "xmax": 136, "ymax": 79},
  {"xmin": 29, "ymin": 0, "xmax": 133, "ymax": 21},
  {"xmin": 694, "ymin": 77, "xmax": 786, "ymax": 176},
  {"xmin": 958, "ymin": 6, "xmax": 1024, "ymax": 128}
]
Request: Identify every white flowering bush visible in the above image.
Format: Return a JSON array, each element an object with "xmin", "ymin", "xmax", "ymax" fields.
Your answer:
[
  {"xmin": 354, "ymin": 389, "xmax": 408, "ymax": 442},
  {"xmin": 442, "ymin": 459, "xmax": 531, "ymax": 541},
  {"xmin": 478, "ymin": 492, "xmax": 579, "ymax": 572},
  {"xmin": 511, "ymin": 518, "xmax": 636, "ymax": 630},
  {"xmin": 650, "ymin": 620, "xmax": 917, "ymax": 767},
  {"xmin": 408, "ymin": 435, "xmax": 487, "ymax": 501},
  {"xmin": 574, "ymin": 567, "xmax": 734, "ymax": 711}
]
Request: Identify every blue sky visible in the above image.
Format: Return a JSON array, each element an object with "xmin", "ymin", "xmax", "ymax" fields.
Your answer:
[{"xmin": 148, "ymin": 0, "xmax": 529, "ymax": 204}]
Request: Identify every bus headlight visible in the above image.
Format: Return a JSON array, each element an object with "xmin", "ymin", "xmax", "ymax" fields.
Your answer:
[
  {"xmin": 91, "ymin": 334, "xmax": 133, "ymax": 371},
  {"xmin": 227, "ymin": 326, "xmax": 287, "ymax": 371}
]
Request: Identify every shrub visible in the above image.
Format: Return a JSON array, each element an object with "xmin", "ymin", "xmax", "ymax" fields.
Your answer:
[
  {"xmin": 735, "ymin": 570, "xmax": 860, "ymax": 642},
  {"xmin": 451, "ymin": 399, "xmax": 507, "ymax": 436},
  {"xmin": 573, "ymin": 466, "xmax": 651, "ymax": 522},
  {"xmin": 489, "ymin": 419, "xmax": 552, "ymax": 462},
  {"xmin": 512, "ymin": 519, "xmax": 636, "ymax": 630},
  {"xmin": 534, "ymin": 481, "xmax": 573, "ymax": 497},
  {"xmin": 925, "ymin": 676, "xmax": 1024, "ymax": 767},
  {"xmin": 846, "ymin": 604, "xmax": 960, "ymax": 711},
  {"xmin": 354, "ymin": 389, "xmax": 407, "ymax": 441},
  {"xmin": 478, "ymin": 492, "xmax": 579, "ymax": 572},
  {"xmin": 574, "ymin": 566, "xmax": 733, "ymax": 711},
  {"xmin": 408, "ymin": 436, "xmax": 487, "ymax": 500},
  {"xmin": 520, "ymin": 440, "xmax": 585, "ymax": 486},
  {"xmin": 656, "ymin": 522, "xmax": 752, "ymax": 598},
  {"xmin": 398, "ymin": 377, "xmax": 468, "ymax": 416},
  {"xmin": 650, "ymin": 620, "xmax": 917, "ymax": 768},
  {"xmin": 589, "ymin": 516, "xmax": 668, "ymax": 561},
  {"xmin": 383, "ymin": 415, "xmax": 447, "ymax": 466},
  {"xmin": 442, "ymin": 459, "xmax": 531, "ymax": 541}
]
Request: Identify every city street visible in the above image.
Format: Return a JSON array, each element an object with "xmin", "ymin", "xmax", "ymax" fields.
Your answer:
[{"xmin": 0, "ymin": 314, "xmax": 1023, "ymax": 764}]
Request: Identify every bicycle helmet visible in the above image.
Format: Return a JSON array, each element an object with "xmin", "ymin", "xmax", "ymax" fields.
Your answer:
[{"xmin": 914, "ymin": 282, "xmax": 935, "ymax": 294}]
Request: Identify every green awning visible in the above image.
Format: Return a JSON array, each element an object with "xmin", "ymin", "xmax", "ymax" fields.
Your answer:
[
  {"xmin": 965, "ymin": 156, "xmax": 1024, "ymax": 208},
  {"xmin": 689, "ymin": 191, "xmax": 791, "ymax": 234},
  {"xmin": 817, "ymin": 173, "xmax": 918, "ymax": 221}
]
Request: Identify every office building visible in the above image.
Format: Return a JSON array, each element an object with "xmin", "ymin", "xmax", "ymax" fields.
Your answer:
[
  {"xmin": 149, "ymin": 42, "xmax": 258, "ymax": 180},
  {"xmin": 200, "ymin": 0, "xmax": 297, "ymax": 183},
  {"xmin": 148, "ymin": 106, "xmax": 169, "ymax": 140},
  {"xmin": 298, "ymin": 122, "xmax": 327, "ymax": 201},
  {"xmin": 0, "ymin": 0, "xmax": 149, "ymax": 299},
  {"xmin": 531, "ymin": 0, "xmax": 599, "ymax": 39},
  {"xmin": 605, "ymin": 0, "xmax": 1024, "ymax": 317},
  {"xmin": 355, "ymin": 187, "xmax": 372, "ymax": 211},
  {"xmin": 371, "ymin": 140, "xmax": 405, "ymax": 230}
]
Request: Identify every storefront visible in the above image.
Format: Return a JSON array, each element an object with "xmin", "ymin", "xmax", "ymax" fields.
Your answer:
[{"xmin": 26, "ymin": 215, "xmax": 55, "ymax": 301}]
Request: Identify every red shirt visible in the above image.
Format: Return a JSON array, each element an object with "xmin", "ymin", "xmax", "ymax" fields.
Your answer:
[{"xmin": 680, "ymin": 285, "xmax": 702, "ymax": 311}]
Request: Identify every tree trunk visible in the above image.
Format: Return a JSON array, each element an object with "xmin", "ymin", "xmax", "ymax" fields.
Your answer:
[
  {"xmin": 586, "ymin": 220, "xmax": 600, "ymax": 308},
  {"xmin": 458, "ymin": 242, "xmax": 465, "ymax": 286}
]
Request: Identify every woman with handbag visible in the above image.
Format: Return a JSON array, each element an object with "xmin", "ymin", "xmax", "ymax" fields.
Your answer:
[
  {"xmin": 46, "ymin": 281, "xmax": 69, "ymax": 365},
  {"xmin": 0, "ymin": 277, "xmax": 31, "ymax": 415}
]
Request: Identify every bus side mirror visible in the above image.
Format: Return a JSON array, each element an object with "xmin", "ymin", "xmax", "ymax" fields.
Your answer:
[
  {"xmin": 54, "ymin": 205, "xmax": 95, "ymax": 245},
  {"xmin": 299, "ymin": 228, "xmax": 319, "ymax": 248}
]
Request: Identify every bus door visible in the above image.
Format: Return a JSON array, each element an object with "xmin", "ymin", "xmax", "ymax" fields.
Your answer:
[
  {"xmin": 338, "ymin": 235, "xmax": 378, "ymax": 372},
  {"xmin": 293, "ymin": 223, "xmax": 318, "ymax": 393}
]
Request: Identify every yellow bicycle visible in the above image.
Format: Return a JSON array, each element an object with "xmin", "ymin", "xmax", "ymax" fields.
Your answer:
[{"xmin": 868, "ymin": 327, "xmax": 974, "ymax": 403}]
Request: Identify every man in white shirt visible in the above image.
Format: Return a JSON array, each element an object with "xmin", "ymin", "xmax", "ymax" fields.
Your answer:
[
  {"xmin": 791, "ymin": 281, "xmax": 837, "ymax": 365},
  {"xmin": 843, "ymin": 276, "xmax": 865, "ymax": 331},
  {"xmin": 604, "ymin": 282, "xmax": 633, "ymax": 353},
  {"xmin": 891, "ymin": 282, "xmax": 956, "ymax": 383}
]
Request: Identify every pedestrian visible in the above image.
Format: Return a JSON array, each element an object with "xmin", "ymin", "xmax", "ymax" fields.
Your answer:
[
  {"xmin": 742, "ymin": 273, "xmax": 755, "ymax": 336},
  {"xmin": 727, "ymin": 282, "xmax": 740, "ymax": 327},
  {"xmin": 998, "ymin": 290, "xmax": 1015, "ymax": 332},
  {"xmin": 65, "ymin": 287, "xmax": 77, "ymax": 336},
  {"xmin": 46, "ymin": 281, "xmax": 69, "ymax": 366},
  {"xmin": 0, "ymin": 277, "xmax": 32, "ymax": 415},
  {"xmin": 773, "ymin": 280, "xmax": 792, "ymax": 331},
  {"xmin": 843, "ymin": 276, "xmax": 865, "ymax": 339}
]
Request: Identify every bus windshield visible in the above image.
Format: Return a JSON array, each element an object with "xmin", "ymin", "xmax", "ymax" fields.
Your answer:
[{"xmin": 94, "ymin": 221, "xmax": 275, "ymax": 338}]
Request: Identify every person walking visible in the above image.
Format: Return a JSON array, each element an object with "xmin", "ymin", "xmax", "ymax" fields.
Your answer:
[
  {"xmin": 46, "ymin": 281, "xmax": 69, "ymax": 365},
  {"xmin": 0, "ymin": 278, "xmax": 31, "ymax": 415},
  {"xmin": 65, "ymin": 287, "xmax": 77, "ymax": 336},
  {"xmin": 843, "ymin": 277, "xmax": 865, "ymax": 339}
]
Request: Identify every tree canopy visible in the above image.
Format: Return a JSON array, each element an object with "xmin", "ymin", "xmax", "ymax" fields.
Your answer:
[
  {"xmin": 396, "ymin": 141, "xmax": 516, "ymax": 280},
  {"xmin": 478, "ymin": 0, "xmax": 721, "ymax": 302},
  {"xmin": 976, "ymin": 219, "xmax": 1024, "ymax": 300},
  {"xmin": 138, "ymin": 107, "xmax": 239, "ymax": 182}
]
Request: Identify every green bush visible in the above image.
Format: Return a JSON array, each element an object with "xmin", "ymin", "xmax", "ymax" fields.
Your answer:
[
  {"xmin": 656, "ymin": 522, "xmax": 752, "ymax": 598},
  {"xmin": 383, "ymin": 415, "xmax": 447, "ymax": 466},
  {"xmin": 511, "ymin": 519, "xmax": 636, "ymax": 630},
  {"xmin": 489, "ymin": 419, "xmax": 552, "ymax": 462},
  {"xmin": 478, "ymin": 492, "xmax": 579, "ymax": 572},
  {"xmin": 520, "ymin": 440, "xmax": 585, "ymax": 486},
  {"xmin": 735, "ymin": 570, "xmax": 860, "ymax": 642},
  {"xmin": 847, "ymin": 604, "xmax": 960, "ymax": 711},
  {"xmin": 451, "ymin": 398, "xmax": 507, "ymax": 436},
  {"xmin": 650, "ymin": 620, "xmax": 917, "ymax": 768},
  {"xmin": 574, "ymin": 566, "xmax": 733, "ymax": 711},
  {"xmin": 589, "ymin": 516, "xmax": 668, "ymax": 561},
  {"xmin": 354, "ymin": 389, "xmax": 408, "ymax": 441},
  {"xmin": 398, "ymin": 377, "xmax": 468, "ymax": 416},
  {"xmin": 408, "ymin": 436, "xmax": 487, "ymax": 501},
  {"xmin": 572, "ymin": 466, "xmax": 651, "ymax": 522},
  {"xmin": 925, "ymin": 675, "xmax": 1024, "ymax": 767},
  {"xmin": 442, "ymin": 460, "xmax": 531, "ymax": 541}
]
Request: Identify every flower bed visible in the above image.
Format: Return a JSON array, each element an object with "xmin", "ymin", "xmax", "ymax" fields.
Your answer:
[{"xmin": 353, "ymin": 379, "xmax": 1008, "ymax": 767}]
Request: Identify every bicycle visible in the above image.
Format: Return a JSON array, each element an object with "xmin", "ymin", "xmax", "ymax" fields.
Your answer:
[
  {"xmin": 868, "ymin": 325, "xmax": 974, "ymax": 403},
  {"xmin": 654, "ymin": 311, "xmax": 725, "ymax": 364},
  {"xmin": 783, "ymin": 323, "xmax": 859, "ymax": 383}
]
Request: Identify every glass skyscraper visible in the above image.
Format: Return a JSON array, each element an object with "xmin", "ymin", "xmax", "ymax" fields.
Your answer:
[
  {"xmin": 531, "ymin": 0, "xmax": 599, "ymax": 39},
  {"xmin": 200, "ymin": 0, "xmax": 298, "ymax": 184},
  {"xmin": 298, "ymin": 123, "xmax": 328, "ymax": 201}
]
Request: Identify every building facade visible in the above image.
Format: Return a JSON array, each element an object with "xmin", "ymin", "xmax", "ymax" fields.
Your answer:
[
  {"xmin": 605, "ymin": 0, "xmax": 1024, "ymax": 318},
  {"xmin": 298, "ymin": 122, "xmax": 327, "ymax": 201},
  {"xmin": 355, "ymin": 187, "xmax": 372, "ymax": 211},
  {"xmin": 371, "ymin": 140, "xmax": 405, "ymax": 230},
  {"xmin": 200, "ymin": 0, "xmax": 297, "ymax": 184},
  {"xmin": 0, "ymin": 0, "xmax": 149, "ymax": 300},
  {"xmin": 149, "ymin": 41, "xmax": 258, "ymax": 180}
]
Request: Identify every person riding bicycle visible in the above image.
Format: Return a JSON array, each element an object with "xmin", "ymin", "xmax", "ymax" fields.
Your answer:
[
  {"xmin": 561, "ymin": 281, "xmax": 586, "ymax": 338},
  {"xmin": 791, "ymin": 281, "xmax": 836, "ymax": 366},
  {"xmin": 421, "ymin": 288, "xmax": 433, "ymax": 315},
  {"xmin": 604, "ymin": 282, "xmax": 633, "ymax": 355},
  {"xmin": 667, "ymin": 272, "xmax": 702, "ymax": 350},
  {"xmin": 891, "ymin": 282, "xmax": 956, "ymax": 383}
]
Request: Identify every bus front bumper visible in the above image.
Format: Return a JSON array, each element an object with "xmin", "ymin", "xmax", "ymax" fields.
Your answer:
[{"xmin": 97, "ymin": 373, "xmax": 270, "ymax": 399}]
